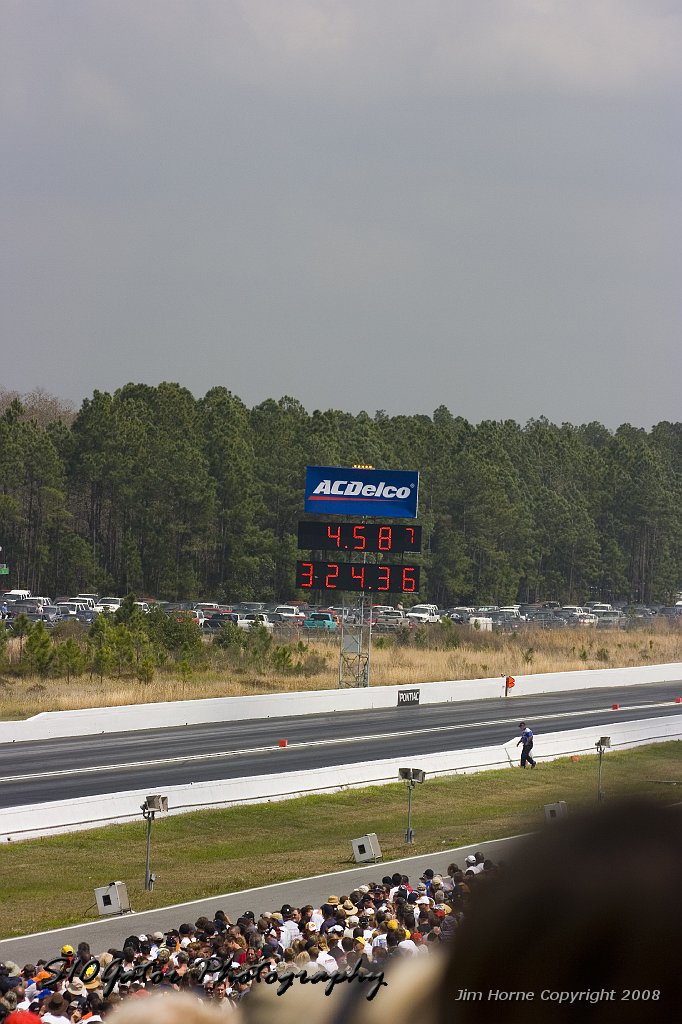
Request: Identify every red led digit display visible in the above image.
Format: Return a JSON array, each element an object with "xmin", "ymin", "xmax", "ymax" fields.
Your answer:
[
  {"xmin": 402, "ymin": 567, "xmax": 417, "ymax": 592},
  {"xmin": 298, "ymin": 522, "xmax": 421, "ymax": 553},
  {"xmin": 296, "ymin": 561, "xmax": 420, "ymax": 593},
  {"xmin": 378, "ymin": 526, "xmax": 392, "ymax": 551}
]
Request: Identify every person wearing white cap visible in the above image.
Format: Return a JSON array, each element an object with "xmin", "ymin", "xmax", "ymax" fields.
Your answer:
[{"xmin": 465, "ymin": 854, "xmax": 484, "ymax": 875}]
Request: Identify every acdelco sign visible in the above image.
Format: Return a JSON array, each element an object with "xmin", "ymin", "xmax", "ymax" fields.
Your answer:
[{"xmin": 304, "ymin": 466, "xmax": 419, "ymax": 518}]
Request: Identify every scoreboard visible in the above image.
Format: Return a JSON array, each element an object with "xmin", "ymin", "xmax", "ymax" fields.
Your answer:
[
  {"xmin": 297, "ymin": 521, "xmax": 421, "ymax": 554},
  {"xmin": 296, "ymin": 560, "xmax": 420, "ymax": 594}
]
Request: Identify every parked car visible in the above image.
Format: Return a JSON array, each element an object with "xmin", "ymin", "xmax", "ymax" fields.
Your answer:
[
  {"xmin": 273, "ymin": 605, "xmax": 305, "ymax": 622},
  {"xmin": 96, "ymin": 597, "xmax": 122, "ymax": 613},
  {"xmin": 25, "ymin": 609, "xmax": 60, "ymax": 627},
  {"xmin": 527, "ymin": 611, "xmax": 567, "ymax": 630},
  {"xmin": 303, "ymin": 611, "xmax": 338, "ymax": 633},
  {"xmin": 489, "ymin": 611, "xmax": 524, "ymax": 632},
  {"xmin": 55, "ymin": 601, "xmax": 88, "ymax": 618},
  {"xmin": 170, "ymin": 608, "xmax": 205, "ymax": 626},
  {"xmin": 163, "ymin": 602, "xmax": 194, "ymax": 614},
  {"xmin": 447, "ymin": 607, "xmax": 476, "ymax": 622},
  {"xmin": 76, "ymin": 609, "xmax": 99, "ymax": 624},
  {"xmin": 2, "ymin": 589, "xmax": 32, "ymax": 602},
  {"xmin": 596, "ymin": 610, "xmax": 626, "ymax": 629},
  {"xmin": 202, "ymin": 613, "xmax": 235, "ymax": 632},
  {"xmin": 21, "ymin": 596, "xmax": 52, "ymax": 610},
  {"xmin": 238, "ymin": 613, "xmax": 274, "ymax": 632}
]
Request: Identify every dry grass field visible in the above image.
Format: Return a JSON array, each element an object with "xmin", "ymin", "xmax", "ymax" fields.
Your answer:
[{"xmin": 1, "ymin": 619, "xmax": 680, "ymax": 719}]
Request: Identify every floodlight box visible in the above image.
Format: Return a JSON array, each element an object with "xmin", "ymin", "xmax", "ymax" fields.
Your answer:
[
  {"xmin": 351, "ymin": 833, "xmax": 382, "ymax": 864},
  {"xmin": 94, "ymin": 881, "xmax": 131, "ymax": 916},
  {"xmin": 544, "ymin": 801, "xmax": 568, "ymax": 823},
  {"xmin": 145, "ymin": 795, "xmax": 168, "ymax": 812}
]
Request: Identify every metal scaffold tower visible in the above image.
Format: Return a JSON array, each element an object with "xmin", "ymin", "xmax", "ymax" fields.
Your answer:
[{"xmin": 338, "ymin": 594, "xmax": 372, "ymax": 688}]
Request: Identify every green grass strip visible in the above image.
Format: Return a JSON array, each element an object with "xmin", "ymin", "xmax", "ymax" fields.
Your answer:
[{"xmin": 2, "ymin": 741, "xmax": 681, "ymax": 939}]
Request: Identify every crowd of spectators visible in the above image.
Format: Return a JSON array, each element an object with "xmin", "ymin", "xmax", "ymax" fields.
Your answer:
[
  {"xmin": 0, "ymin": 853, "xmax": 496, "ymax": 1022},
  {"xmin": 5, "ymin": 800, "xmax": 679, "ymax": 1023}
]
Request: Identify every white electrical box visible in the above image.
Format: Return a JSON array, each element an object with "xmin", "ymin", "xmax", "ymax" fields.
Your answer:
[
  {"xmin": 95, "ymin": 881, "xmax": 131, "ymax": 916},
  {"xmin": 351, "ymin": 833, "xmax": 382, "ymax": 864},
  {"xmin": 544, "ymin": 801, "xmax": 568, "ymax": 823}
]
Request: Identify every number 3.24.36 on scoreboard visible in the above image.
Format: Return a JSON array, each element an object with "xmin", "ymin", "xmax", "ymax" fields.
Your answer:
[{"xmin": 296, "ymin": 561, "xmax": 420, "ymax": 593}]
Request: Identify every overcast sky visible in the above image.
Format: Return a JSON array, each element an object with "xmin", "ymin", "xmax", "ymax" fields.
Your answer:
[{"xmin": 2, "ymin": 1, "xmax": 680, "ymax": 427}]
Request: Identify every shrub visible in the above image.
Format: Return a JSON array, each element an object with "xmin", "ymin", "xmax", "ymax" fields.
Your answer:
[
  {"xmin": 213, "ymin": 623, "xmax": 248, "ymax": 650},
  {"xmin": 395, "ymin": 626, "xmax": 411, "ymax": 646}
]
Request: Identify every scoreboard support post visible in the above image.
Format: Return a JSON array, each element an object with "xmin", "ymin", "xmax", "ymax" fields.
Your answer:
[{"xmin": 338, "ymin": 590, "xmax": 371, "ymax": 689}]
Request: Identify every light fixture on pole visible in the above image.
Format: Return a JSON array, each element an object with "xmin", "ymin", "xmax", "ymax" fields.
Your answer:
[
  {"xmin": 398, "ymin": 767, "xmax": 426, "ymax": 844},
  {"xmin": 141, "ymin": 794, "xmax": 168, "ymax": 891},
  {"xmin": 595, "ymin": 737, "xmax": 610, "ymax": 803}
]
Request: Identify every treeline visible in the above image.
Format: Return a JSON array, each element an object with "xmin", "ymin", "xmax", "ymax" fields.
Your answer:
[{"xmin": 1, "ymin": 384, "xmax": 681, "ymax": 605}]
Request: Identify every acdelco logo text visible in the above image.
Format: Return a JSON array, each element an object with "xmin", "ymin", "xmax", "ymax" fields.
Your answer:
[{"xmin": 311, "ymin": 480, "xmax": 412, "ymax": 499}]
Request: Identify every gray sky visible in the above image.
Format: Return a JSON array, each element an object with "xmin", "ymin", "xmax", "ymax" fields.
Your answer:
[{"xmin": 2, "ymin": 1, "xmax": 680, "ymax": 427}]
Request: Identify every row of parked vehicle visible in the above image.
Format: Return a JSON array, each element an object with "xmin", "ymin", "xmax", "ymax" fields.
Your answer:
[
  {"xmin": 0, "ymin": 591, "xmax": 155, "ymax": 628},
  {"xmin": 2, "ymin": 589, "xmax": 680, "ymax": 635},
  {"xmin": 443, "ymin": 601, "xmax": 682, "ymax": 632}
]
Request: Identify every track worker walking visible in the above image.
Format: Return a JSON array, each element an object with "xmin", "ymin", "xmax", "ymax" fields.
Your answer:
[{"xmin": 517, "ymin": 721, "xmax": 537, "ymax": 768}]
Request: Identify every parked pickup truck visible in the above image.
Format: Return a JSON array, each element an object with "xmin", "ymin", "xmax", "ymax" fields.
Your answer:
[
  {"xmin": 374, "ymin": 609, "xmax": 408, "ymax": 631},
  {"xmin": 405, "ymin": 604, "xmax": 441, "ymax": 624},
  {"xmin": 303, "ymin": 611, "xmax": 338, "ymax": 633}
]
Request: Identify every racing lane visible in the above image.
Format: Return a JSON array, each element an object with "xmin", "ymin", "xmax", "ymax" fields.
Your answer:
[{"xmin": 1, "ymin": 681, "xmax": 681, "ymax": 807}]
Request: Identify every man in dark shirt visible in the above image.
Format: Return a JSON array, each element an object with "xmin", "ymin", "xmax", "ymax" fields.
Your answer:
[{"xmin": 517, "ymin": 722, "xmax": 536, "ymax": 768}]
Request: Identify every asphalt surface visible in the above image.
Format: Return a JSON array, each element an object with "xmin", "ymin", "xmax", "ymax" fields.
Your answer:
[
  {"xmin": 0, "ymin": 835, "xmax": 530, "ymax": 965},
  {"xmin": 1, "ymin": 681, "xmax": 681, "ymax": 807}
]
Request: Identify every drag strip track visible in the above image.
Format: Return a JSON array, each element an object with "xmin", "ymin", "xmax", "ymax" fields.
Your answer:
[{"xmin": 1, "ymin": 682, "xmax": 681, "ymax": 808}]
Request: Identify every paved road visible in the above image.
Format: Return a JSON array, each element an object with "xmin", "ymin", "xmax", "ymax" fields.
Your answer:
[
  {"xmin": 1, "ymin": 682, "xmax": 681, "ymax": 807},
  {"xmin": 0, "ymin": 834, "xmax": 530, "ymax": 966}
]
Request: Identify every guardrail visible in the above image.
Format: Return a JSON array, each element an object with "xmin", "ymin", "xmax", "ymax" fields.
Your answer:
[
  {"xmin": 1, "ymin": 662, "xmax": 681, "ymax": 744},
  {"xmin": 2, "ymin": 715, "xmax": 680, "ymax": 842}
]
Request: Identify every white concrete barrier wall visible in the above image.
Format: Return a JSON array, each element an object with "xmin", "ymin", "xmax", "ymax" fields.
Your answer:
[
  {"xmin": 1, "ymin": 662, "xmax": 681, "ymax": 745},
  {"xmin": 3, "ymin": 715, "xmax": 680, "ymax": 842}
]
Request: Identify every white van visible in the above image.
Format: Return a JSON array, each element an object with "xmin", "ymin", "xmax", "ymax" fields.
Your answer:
[{"xmin": 4, "ymin": 589, "xmax": 32, "ymax": 601}]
